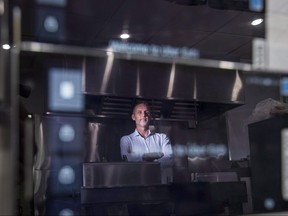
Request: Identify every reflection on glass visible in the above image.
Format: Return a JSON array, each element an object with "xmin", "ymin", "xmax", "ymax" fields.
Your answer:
[
  {"xmin": 251, "ymin": 18, "xmax": 263, "ymax": 26},
  {"xmin": 264, "ymin": 198, "xmax": 275, "ymax": 210},
  {"xmin": 59, "ymin": 81, "xmax": 75, "ymax": 100},
  {"xmin": 44, "ymin": 16, "xmax": 59, "ymax": 33},
  {"xmin": 59, "ymin": 124, "xmax": 75, "ymax": 142},
  {"xmin": 59, "ymin": 208, "xmax": 74, "ymax": 216},
  {"xmin": 58, "ymin": 165, "xmax": 75, "ymax": 185},
  {"xmin": 182, "ymin": 143, "xmax": 228, "ymax": 158}
]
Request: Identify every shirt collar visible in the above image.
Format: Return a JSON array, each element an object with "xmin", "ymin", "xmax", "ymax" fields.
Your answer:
[{"xmin": 133, "ymin": 129, "xmax": 154, "ymax": 137}]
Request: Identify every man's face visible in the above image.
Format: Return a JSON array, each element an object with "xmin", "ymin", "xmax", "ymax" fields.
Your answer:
[{"xmin": 132, "ymin": 103, "xmax": 151, "ymax": 128}]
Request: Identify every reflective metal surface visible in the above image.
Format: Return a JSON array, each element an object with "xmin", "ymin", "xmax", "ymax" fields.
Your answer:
[
  {"xmin": 20, "ymin": 41, "xmax": 247, "ymax": 124},
  {"xmin": 83, "ymin": 162, "xmax": 162, "ymax": 187},
  {"xmin": 83, "ymin": 55, "xmax": 245, "ymax": 122},
  {"xmin": 21, "ymin": 42, "xmax": 247, "ymax": 106}
]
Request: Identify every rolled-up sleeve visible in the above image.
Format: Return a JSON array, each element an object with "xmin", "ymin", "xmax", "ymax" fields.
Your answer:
[
  {"xmin": 120, "ymin": 135, "xmax": 143, "ymax": 161},
  {"xmin": 120, "ymin": 132, "xmax": 174, "ymax": 168},
  {"xmin": 157, "ymin": 134, "xmax": 173, "ymax": 168}
]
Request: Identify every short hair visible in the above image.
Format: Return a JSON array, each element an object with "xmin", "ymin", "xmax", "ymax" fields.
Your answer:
[{"xmin": 132, "ymin": 101, "xmax": 151, "ymax": 114}]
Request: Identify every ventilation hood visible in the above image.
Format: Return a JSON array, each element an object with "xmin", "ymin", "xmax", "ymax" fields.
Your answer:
[{"xmin": 84, "ymin": 55, "xmax": 245, "ymax": 125}]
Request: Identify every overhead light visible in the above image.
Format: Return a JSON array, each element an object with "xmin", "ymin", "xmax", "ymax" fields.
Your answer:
[
  {"xmin": 120, "ymin": 33, "xmax": 130, "ymax": 39},
  {"xmin": 2, "ymin": 44, "xmax": 11, "ymax": 50},
  {"xmin": 251, "ymin": 18, "xmax": 263, "ymax": 26}
]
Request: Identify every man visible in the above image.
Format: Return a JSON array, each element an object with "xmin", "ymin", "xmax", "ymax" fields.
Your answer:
[{"xmin": 120, "ymin": 102, "xmax": 173, "ymax": 183}]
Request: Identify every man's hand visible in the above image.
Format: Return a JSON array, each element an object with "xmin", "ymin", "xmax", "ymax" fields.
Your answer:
[{"xmin": 142, "ymin": 152, "xmax": 164, "ymax": 162}]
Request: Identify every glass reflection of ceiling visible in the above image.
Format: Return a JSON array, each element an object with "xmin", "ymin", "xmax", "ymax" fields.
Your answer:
[{"xmin": 21, "ymin": 0, "xmax": 265, "ymax": 63}]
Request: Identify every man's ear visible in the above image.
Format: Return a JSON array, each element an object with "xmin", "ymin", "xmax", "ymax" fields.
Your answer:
[{"xmin": 131, "ymin": 113, "xmax": 135, "ymax": 121}]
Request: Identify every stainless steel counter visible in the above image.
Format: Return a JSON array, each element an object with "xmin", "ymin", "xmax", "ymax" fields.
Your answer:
[
  {"xmin": 81, "ymin": 182, "xmax": 247, "ymax": 215},
  {"xmin": 83, "ymin": 162, "xmax": 162, "ymax": 187}
]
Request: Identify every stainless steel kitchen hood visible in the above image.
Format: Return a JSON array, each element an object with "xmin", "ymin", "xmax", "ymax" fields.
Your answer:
[
  {"xmin": 19, "ymin": 43, "xmax": 246, "ymax": 123},
  {"xmin": 84, "ymin": 55, "xmax": 245, "ymax": 124}
]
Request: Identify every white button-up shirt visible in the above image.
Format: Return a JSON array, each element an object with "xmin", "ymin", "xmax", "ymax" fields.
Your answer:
[
  {"xmin": 120, "ymin": 129, "xmax": 174, "ymax": 183},
  {"xmin": 120, "ymin": 129, "xmax": 173, "ymax": 168}
]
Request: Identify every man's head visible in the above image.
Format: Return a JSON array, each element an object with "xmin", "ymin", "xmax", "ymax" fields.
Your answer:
[{"xmin": 131, "ymin": 102, "xmax": 151, "ymax": 129}]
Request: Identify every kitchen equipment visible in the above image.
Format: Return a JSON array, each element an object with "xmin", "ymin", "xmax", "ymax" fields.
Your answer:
[{"xmin": 83, "ymin": 162, "xmax": 162, "ymax": 187}]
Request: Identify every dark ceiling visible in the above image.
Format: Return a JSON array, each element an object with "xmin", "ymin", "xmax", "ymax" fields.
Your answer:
[{"xmin": 19, "ymin": 0, "xmax": 265, "ymax": 63}]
